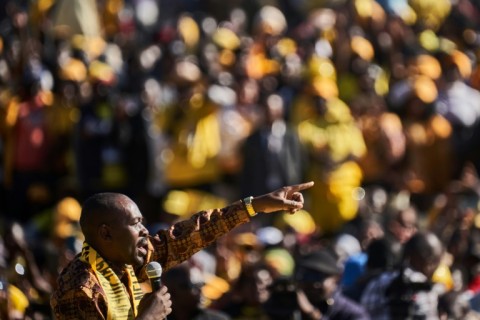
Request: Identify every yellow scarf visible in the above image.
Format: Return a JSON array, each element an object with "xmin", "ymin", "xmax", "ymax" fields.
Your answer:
[{"xmin": 80, "ymin": 242, "xmax": 144, "ymax": 319}]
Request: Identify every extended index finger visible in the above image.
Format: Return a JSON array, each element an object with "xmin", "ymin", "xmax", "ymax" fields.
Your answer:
[{"xmin": 287, "ymin": 181, "xmax": 314, "ymax": 192}]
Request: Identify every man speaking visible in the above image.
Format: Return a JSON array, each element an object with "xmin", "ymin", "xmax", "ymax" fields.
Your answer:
[{"xmin": 51, "ymin": 182, "xmax": 313, "ymax": 319}]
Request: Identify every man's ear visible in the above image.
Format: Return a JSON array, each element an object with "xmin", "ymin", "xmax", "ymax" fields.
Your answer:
[{"xmin": 98, "ymin": 224, "xmax": 113, "ymax": 241}]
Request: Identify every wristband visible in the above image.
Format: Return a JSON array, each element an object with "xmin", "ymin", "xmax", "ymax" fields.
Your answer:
[{"xmin": 242, "ymin": 196, "xmax": 257, "ymax": 217}]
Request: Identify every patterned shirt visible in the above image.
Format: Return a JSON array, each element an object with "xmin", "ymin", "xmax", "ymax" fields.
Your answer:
[{"xmin": 51, "ymin": 201, "xmax": 249, "ymax": 319}]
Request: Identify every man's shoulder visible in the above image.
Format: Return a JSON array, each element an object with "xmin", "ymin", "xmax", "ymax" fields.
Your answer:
[
  {"xmin": 51, "ymin": 256, "xmax": 109, "ymax": 319},
  {"xmin": 54, "ymin": 256, "xmax": 98, "ymax": 295}
]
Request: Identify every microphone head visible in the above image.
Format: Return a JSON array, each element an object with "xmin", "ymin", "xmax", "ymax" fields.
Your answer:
[{"xmin": 146, "ymin": 261, "xmax": 163, "ymax": 279}]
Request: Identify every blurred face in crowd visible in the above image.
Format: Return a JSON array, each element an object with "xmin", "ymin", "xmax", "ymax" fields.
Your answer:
[
  {"xmin": 360, "ymin": 220, "xmax": 385, "ymax": 250},
  {"xmin": 265, "ymin": 94, "xmax": 284, "ymax": 124},
  {"xmin": 238, "ymin": 78, "xmax": 259, "ymax": 105},
  {"xmin": 239, "ymin": 266, "xmax": 273, "ymax": 305},
  {"xmin": 164, "ymin": 266, "xmax": 204, "ymax": 312},
  {"xmin": 405, "ymin": 232, "xmax": 444, "ymax": 278},
  {"xmin": 390, "ymin": 207, "xmax": 417, "ymax": 244},
  {"xmin": 296, "ymin": 268, "xmax": 338, "ymax": 304}
]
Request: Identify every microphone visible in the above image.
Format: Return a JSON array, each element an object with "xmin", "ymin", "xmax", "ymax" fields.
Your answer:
[
  {"xmin": 146, "ymin": 262, "xmax": 169, "ymax": 319},
  {"xmin": 146, "ymin": 261, "xmax": 163, "ymax": 291}
]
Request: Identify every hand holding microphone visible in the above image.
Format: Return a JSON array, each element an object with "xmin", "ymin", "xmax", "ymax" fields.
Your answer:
[
  {"xmin": 146, "ymin": 261, "xmax": 164, "ymax": 291},
  {"xmin": 137, "ymin": 262, "xmax": 172, "ymax": 320}
]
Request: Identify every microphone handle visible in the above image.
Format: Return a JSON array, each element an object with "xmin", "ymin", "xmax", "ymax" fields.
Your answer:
[
  {"xmin": 150, "ymin": 277, "xmax": 168, "ymax": 320},
  {"xmin": 150, "ymin": 277, "xmax": 162, "ymax": 291}
]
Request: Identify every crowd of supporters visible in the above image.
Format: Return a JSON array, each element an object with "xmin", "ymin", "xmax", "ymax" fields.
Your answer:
[{"xmin": 2, "ymin": 0, "xmax": 480, "ymax": 318}]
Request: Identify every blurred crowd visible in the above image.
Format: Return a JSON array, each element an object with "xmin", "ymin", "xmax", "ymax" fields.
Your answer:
[{"xmin": 3, "ymin": 0, "xmax": 480, "ymax": 318}]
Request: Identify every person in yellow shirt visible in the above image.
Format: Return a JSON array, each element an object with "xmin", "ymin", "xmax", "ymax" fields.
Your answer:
[{"xmin": 295, "ymin": 78, "xmax": 366, "ymax": 235}]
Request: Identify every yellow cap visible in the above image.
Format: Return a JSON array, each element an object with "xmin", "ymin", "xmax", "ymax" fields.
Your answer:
[
  {"xmin": 56, "ymin": 197, "xmax": 82, "ymax": 221},
  {"xmin": 89, "ymin": 60, "xmax": 116, "ymax": 85},
  {"xmin": 413, "ymin": 54, "xmax": 441, "ymax": 80},
  {"xmin": 264, "ymin": 248, "xmax": 295, "ymax": 277},
  {"xmin": 451, "ymin": 50, "xmax": 472, "ymax": 79},
  {"xmin": 219, "ymin": 49, "xmax": 236, "ymax": 66},
  {"xmin": 54, "ymin": 197, "xmax": 82, "ymax": 239},
  {"xmin": 59, "ymin": 58, "xmax": 87, "ymax": 82},
  {"xmin": 71, "ymin": 35, "xmax": 106, "ymax": 61},
  {"xmin": 275, "ymin": 38, "xmax": 297, "ymax": 57},
  {"xmin": 178, "ymin": 15, "xmax": 200, "ymax": 49},
  {"xmin": 212, "ymin": 28, "xmax": 241, "ymax": 50},
  {"xmin": 351, "ymin": 36, "xmax": 374, "ymax": 61},
  {"xmin": 306, "ymin": 56, "xmax": 336, "ymax": 81},
  {"xmin": 354, "ymin": 0, "xmax": 386, "ymax": 24},
  {"xmin": 281, "ymin": 209, "xmax": 316, "ymax": 235},
  {"xmin": 202, "ymin": 274, "xmax": 230, "ymax": 301},
  {"xmin": 312, "ymin": 77, "xmax": 339, "ymax": 99},
  {"xmin": 9, "ymin": 285, "xmax": 29, "ymax": 314},
  {"xmin": 411, "ymin": 75, "xmax": 438, "ymax": 104},
  {"xmin": 419, "ymin": 30, "xmax": 440, "ymax": 52},
  {"xmin": 234, "ymin": 232, "xmax": 259, "ymax": 247},
  {"xmin": 354, "ymin": 0, "xmax": 374, "ymax": 19}
]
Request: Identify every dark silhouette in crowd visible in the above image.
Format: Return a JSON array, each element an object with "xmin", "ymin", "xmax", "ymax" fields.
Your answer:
[
  {"xmin": 361, "ymin": 232, "xmax": 445, "ymax": 319},
  {"xmin": 343, "ymin": 237, "xmax": 397, "ymax": 303},
  {"xmin": 163, "ymin": 263, "xmax": 231, "ymax": 320},
  {"xmin": 263, "ymin": 248, "xmax": 370, "ymax": 319},
  {"xmin": 240, "ymin": 93, "xmax": 306, "ymax": 198},
  {"xmin": 435, "ymin": 50, "xmax": 480, "ymax": 179},
  {"xmin": 211, "ymin": 263, "xmax": 274, "ymax": 319},
  {"xmin": 382, "ymin": 205, "xmax": 418, "ymax": 267}
]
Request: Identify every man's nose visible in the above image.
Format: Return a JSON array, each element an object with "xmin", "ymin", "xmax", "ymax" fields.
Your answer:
[{"xmin": 140, "ymin": 224, "xmax": 149, "ymax": 236}]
